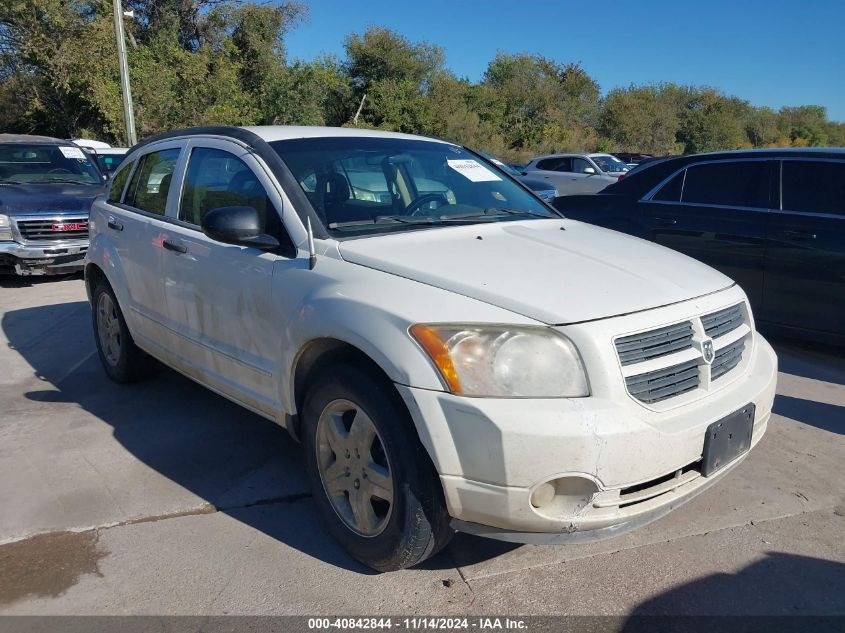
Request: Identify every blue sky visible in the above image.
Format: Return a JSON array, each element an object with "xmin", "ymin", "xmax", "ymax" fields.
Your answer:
[{"xmin": 285, "ymin": 0, "xmax": 845, "ymax": 122}]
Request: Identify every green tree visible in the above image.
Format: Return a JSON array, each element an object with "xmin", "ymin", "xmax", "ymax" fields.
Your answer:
[
  {"xmin": 599, "ymin": 84, "xmax": 680, "ymax": 155},
  {"xmin": 778, "ymin": 105, "xmax": 829, "ymax": 146}
]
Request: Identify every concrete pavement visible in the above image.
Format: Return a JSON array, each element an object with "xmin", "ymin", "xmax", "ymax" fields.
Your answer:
[{"xmin": 0, "ymin": 276, "xmax": 843, "ymax": 615}]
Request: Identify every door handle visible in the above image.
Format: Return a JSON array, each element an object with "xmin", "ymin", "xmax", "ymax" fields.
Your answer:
[
  {"xmin": 163, "ymin": 239, "xmax": 187, "ymax": 254},
  {"xmin": 107, "ymin": 217, "xmax": 123, "ymax": 231},
  {"xmin": 781, "ymin": 229, "xmax": 817, "ymax": 241},
  {"xmin": 652, "ymin": 216, "xmax": 678, "ymax": 226}
]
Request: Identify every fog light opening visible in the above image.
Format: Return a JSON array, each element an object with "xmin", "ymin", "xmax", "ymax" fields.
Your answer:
[
  {"xmin": 529, "ymin": 476, "xmax": 600, "ymax": 516},
  {"xmin": 530, "ymin": 482, "xmax": 556, "ymax": 508}
]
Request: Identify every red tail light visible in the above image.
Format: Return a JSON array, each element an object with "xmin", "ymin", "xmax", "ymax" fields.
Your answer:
[{"xmin": 617, "ymin": 174, "xmax": 625, "ymax": 181}]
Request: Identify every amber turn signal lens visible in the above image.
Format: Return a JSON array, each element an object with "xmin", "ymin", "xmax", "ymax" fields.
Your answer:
[{"xmin": 409, "ymin": 324, "xmax": 462, "ymax": 393}]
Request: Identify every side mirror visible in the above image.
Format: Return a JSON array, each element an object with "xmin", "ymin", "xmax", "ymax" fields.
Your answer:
[
  {"xmin": 583, "ymin": 166, "xmax": 597, "ymax": 175},
  {"xmin": 201, "ymin": 206, "xmax": 280, "ymax": 251}
]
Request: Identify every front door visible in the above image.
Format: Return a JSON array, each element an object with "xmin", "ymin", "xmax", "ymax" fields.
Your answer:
[
  {"xmin": 763, "ymin": 159, "xmax": 845, "ymax": 336},
  {"xmin": 638, "ymin": 159, "xmax": 775, "ymax": 312},
  {"xmin": 158, "ymin": 140, "xmax": 292, "ymax": 415}
]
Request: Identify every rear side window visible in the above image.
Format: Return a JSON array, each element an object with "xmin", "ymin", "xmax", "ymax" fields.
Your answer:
[
  {"xmin": 124, "ymin": 148, "xmax": 180, "ymax": 216},
  {"xmin": 652, "ymin": 171, "xmax": 685, "ymax": 202},
  {"xmin": 107, "ymin": 161, "xmax": 133, "ymax": 203},
  {"xmin": 537, "ymin": 157, "xmax": 573, "ymax": 172},
  {"xmin": 781, "ymin": 161, "xmax": 845, "ymax": 216},
  {"xmin": 178, "ymin": 147, "xmax": 280, "ymax": 236},
  {"xmin": 681, "ymin": 161, "xmax": 770, "ymax": 208}
]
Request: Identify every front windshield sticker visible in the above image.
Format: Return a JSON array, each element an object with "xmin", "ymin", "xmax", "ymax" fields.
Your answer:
[
  {"xmin": 446, "ymin": 159, "xmax": 501, "ymax": 182},
  {"xmin": 59, "ymin": 146, "xmax": 86, "ymax": 160}
]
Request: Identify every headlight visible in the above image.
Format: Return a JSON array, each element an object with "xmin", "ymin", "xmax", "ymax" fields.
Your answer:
[
  {"xmin": 0, "ymin": 214, "xmax": 12, "ymax": 241},
  {"xmin": 410, "ymin": 324, "xmax": 589, "ymax": 398}
]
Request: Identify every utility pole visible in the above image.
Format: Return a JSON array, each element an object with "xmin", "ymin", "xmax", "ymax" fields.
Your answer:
[
  {"xmin": 113, "ymin": 0, "xmax": 137, "ymax": 146},
  {"xmin": 353, "ymin": 94, "xmax": 366, "ymax": 125}
]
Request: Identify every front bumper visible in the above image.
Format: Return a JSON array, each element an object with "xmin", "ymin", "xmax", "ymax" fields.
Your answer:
[
  {"xmin": 396, "ymin": 333, "xmax": 777, "ymax": 541},
  {"xmin": 0, "ymin": 241, "xmax": 87, "ymax": 275}
]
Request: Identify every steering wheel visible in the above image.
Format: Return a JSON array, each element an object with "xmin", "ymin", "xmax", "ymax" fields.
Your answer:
[
  {"xmin": 406, "ymin": 193, "xmax": 448, "ymax": 216},
  {"xmin": 48, "ymin": 168, "xmax": 73, "ymax": 174}
]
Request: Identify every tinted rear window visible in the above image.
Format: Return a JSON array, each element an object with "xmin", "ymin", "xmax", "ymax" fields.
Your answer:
[
  {"xmin": 681, "ymin": 161, "xmax": 771, "ymax": 208},
  {"xmin": 652, "ymin": 171, "xmax": 685, "ymax": 202},
  {"xmin": 781, "ymin": 160, "xmax": 845, "ymax": 216}
]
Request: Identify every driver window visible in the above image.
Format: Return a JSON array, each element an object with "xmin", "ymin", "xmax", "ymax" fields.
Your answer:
[
  {"xmin": 572, "ymin": 158, "xmax": 591, "ymax": 173},
  {"xmin": 179, "ymin": 147, "xmax": 279, "ymax": 236}
]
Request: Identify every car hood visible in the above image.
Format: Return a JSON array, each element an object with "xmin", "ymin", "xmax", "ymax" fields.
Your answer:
[
  {"xmin": 0, "ymin": 182, "xmax": 103, "ymax": 216},
  {"xmin": 338, "ymin": 219, "xmax": 734, "ymax": 324}
]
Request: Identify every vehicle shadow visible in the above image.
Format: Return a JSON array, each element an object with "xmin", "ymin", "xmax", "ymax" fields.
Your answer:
[
  {"xmin": 619, "ymin": 552, "xmax": 845, "ymax": 622},
  {"xmin": 0, "ymin": 272, "xmax": 83, "ymax": 288},
  {"xmin": 769, "ymin": 339, "xmax": 845, "ymax": 435},
  {"xmin": 2, "ymin": 300, "xmax": 503, "ymax": 574},
  {"xmin": 771, "ymin": 337, "xmax": 845, "ymax": 386},
  {"xmin": 772, "ymin": 395, "xmax": 844, "ymax": 435}
]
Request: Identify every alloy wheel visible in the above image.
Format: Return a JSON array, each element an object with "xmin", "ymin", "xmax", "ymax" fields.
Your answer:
[{"xmin": 315, "ymin": 399, "xmax": 394, "ymax": 537}]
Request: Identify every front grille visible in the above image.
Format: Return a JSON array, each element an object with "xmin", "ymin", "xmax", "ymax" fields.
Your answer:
[
  {"xmin": 15, "ymin": 217, "xmax": 89, "ymax": 242},
  {"xmin": 616, "ymin": 321, "xmax": 694, "ymax": 366},
  {"xmin": 702, "ymin": 304, "xmax": 744, "ymax": 338},
  {"xmin": 616, "ymin": 301, "xmax": 750, "ymax": 406},
  {"xmin": 625, "ymin": 358, "xmax": 700, "ymax": 404},
  {"xmin": 711, "ymin": 337, "xmax": 745, "ymax": 380}
]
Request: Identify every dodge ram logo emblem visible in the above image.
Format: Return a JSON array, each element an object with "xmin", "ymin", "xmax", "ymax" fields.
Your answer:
[{"xmin": 702, "ymin": 338, "xmax": 715, "ymax": 364}]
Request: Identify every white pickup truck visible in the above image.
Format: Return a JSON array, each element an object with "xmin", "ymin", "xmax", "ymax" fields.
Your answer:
[{"xmin": 85, "ymin": 126, "xmax": 777, "ymax": 571}]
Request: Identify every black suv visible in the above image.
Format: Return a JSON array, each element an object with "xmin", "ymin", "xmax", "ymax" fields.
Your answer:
[{"xmin": 554, "ymin": 149, "xmax": 845, "ymax": 344}]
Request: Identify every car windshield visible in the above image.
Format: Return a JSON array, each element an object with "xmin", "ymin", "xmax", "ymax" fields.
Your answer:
[
  {"xmin": 92, "ymin": 153, "xmax": 126, "ymax": 175},
  {"xmin": 591, "ymin": 155, "xmax": 629, "ymax": 173},
  {"xmin": 0, "ymin": 143, "xmax": 103, "ymax": 184},
  {"xmin": 271, "ymin": 137, "xmax": 558, "ymax": 237}
]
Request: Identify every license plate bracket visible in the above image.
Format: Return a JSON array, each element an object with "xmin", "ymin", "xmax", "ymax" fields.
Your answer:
[{"xmin": 701, "ymin": 404, "xmax": 755, "ymax": 477}]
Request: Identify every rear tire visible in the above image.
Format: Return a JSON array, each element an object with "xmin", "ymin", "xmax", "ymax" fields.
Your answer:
[
  {"xmin": 302, "ymin": 364, "xmax": 453, "ymax": 571},
  {"xmin": 92, "ymin": 281, "xmax": 155, "ymax": 383}
]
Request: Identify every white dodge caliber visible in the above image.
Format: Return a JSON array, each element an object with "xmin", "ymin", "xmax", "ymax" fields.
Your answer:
[{"xmin": 86, "ymin": 126, "xmax": 778, "ymax": 571}]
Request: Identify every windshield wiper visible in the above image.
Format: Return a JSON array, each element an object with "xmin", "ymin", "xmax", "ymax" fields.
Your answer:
[
  {"xmin": 328, "ymin": 215, "xmax": 436, "ymax": 229},
  {"xmin": 41, "ymin": 178, "xmax": 88, "ymax": 184},
  {"xmin": 0, "ymin": 180, "xmax": 25, "ymax": 185},
  {"xmin": 442, "ymin": 208, "xmax": 553, "ymax": 221},
  {"xmin": 328, "ymin": 208, "xmax": 555, "ymax": 230}
]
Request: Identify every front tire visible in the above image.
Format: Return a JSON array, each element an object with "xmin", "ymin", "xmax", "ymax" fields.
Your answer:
[
  {"xmin": 302, "ymin": 364, "xmax": 453, "ymax": 571},
  {"xmin": 92, "ymin": 282, "xmax": 154, "ymax": 383}
]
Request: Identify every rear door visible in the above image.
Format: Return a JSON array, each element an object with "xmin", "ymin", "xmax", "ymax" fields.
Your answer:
[
  {"xmin": 104, "ymin": 143, "xmax": 184, "ymax": 345},
  {"xmin": 157, "ymin": 138, "xmax": 294, "ymax": 415},
  {"xmin": 638, "ymin": 159, "xmax": 774, "ymax": 311},
  {"xmin": 524, "ymin": 157, "xmax": 579, "ymax": 194},
  {"xmin": 763, "ymin": 159, "xmax": 845, "ymax": 336}
]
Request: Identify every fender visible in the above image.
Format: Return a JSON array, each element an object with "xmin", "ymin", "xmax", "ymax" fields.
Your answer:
[{"xmin": 273, "ymin": 254, "xmax": 543, "ymax": 416}]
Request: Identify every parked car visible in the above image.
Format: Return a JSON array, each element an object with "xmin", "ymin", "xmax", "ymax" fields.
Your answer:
[
  {"xmin": 522, "ymin": 153, "xmax": 629, "ymax": 195},
  {"xmin": 72, "ymin": 139, "xmax": 129, "ymax": 177},
  {"xmin": 612, "ymin": 152, "xmax": 655, "ymax": 168},
  {"xmin": 86, "ymin": 126, "xmax": 777, "ymax": 571},
  {"xmin": 478, "ymin": 152, "xmax": 558, "ymax": 202},
  {"xmin": 88, "ymin": 148, "xmax": 129, "ymax": 176},
  {"xmin": 553, "ymin": 149, "xmax": 845, "ymax": 344},
  {"xmin": 0, "ymin": 134, "xmax": 106, "ymax": 276}
]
